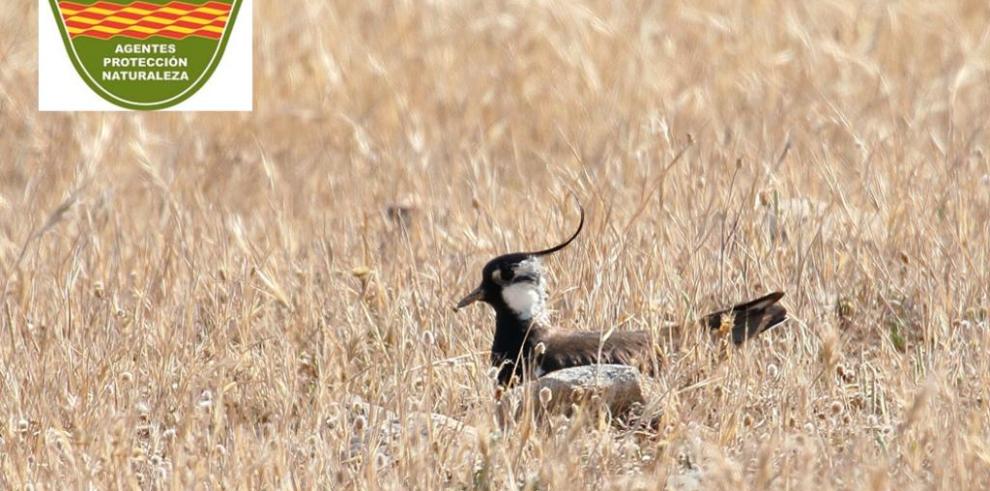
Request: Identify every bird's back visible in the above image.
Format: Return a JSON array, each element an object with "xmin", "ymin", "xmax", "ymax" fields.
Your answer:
[
  {"xmin": 529, "ymin": 292, "xmax": 787, "ymax": 377},
  {"xmin": 536, "ymin": 329, "xmax": 653, "ymax": 374}
]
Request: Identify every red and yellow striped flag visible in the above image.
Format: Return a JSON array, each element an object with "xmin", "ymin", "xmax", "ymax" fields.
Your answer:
[{"xmin": 58, "ymin": 1, "xmax": 230, "ymax": 40}]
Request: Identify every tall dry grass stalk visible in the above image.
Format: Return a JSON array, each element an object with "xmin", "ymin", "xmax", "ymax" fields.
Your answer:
[{"xmin": 2, "ymin": 0, "xmax": 990, "ymax": 488}]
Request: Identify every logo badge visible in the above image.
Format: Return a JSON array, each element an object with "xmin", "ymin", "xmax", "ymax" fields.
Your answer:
[{"xmin": 43, "ymin": 0, "xmax": 247, "ymax": 110}]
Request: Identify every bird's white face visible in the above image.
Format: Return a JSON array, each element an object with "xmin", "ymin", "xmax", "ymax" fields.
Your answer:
[{"xmin": 499, "ymin": 257, "xmax": 548, "ymax": 321}]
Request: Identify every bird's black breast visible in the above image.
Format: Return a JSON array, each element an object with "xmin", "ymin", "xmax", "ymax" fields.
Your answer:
[{"xmin": 490, "ymin": 309, "xmax": 545, "ymax": 386}]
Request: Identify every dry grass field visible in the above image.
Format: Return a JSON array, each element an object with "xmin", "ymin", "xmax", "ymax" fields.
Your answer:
[{"xmin": 3, "ymin": 0, "xmax": 990, "ymax": 488}]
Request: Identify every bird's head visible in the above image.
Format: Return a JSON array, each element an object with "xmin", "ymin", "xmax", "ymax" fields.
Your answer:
[{"xmin": 454, "ymin": 203, "xmax": 584, "ymax": 321}]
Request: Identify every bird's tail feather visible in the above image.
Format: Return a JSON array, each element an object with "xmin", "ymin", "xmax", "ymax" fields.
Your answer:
[{"xmin": 704, "ymin": 291, "xmax": 787, "ymax": 344}]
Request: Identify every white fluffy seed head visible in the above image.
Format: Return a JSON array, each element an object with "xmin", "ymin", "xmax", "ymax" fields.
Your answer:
[
  {"xmin": 197, "ymin": 390, "xmax": 214, "ymax": 409},
  {"xmin": 539, "ymin": 387, "xmax": 553, "ymax": 405}
]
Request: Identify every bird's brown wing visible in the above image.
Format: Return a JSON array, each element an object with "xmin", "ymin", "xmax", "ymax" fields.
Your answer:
[
  {"xmin": 536, "ymin": 329, "xmax": 655, "ymax": 374},
  {"xmin": 528, "ymin": 292, "xmax": 787, "ymax": 377}
]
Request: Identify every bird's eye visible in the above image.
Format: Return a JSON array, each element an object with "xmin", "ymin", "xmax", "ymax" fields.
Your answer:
[{"xmin": 491, "ymin": 267, "xmax": 513, "ymax": 285}]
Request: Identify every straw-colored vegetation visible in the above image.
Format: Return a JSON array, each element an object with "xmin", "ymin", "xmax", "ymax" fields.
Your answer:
[{"xmin": 3, "ymin": 0, "xmax": 990, "ymax": 488}]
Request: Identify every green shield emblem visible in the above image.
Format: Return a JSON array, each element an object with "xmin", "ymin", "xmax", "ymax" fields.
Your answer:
[{"xmin": 47, "ymin": 0, "xmax": 242, "ymax": 110}]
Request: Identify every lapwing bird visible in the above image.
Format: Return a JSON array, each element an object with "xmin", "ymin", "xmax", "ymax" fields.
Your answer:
[{"xmin": 454, "ymin": 205, "xmax": 787, "ymax": 386}]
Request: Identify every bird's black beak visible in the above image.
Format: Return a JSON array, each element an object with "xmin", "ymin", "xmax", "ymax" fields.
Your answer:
[{"xmin": 454, "ymin": 286, "xmax": 484, "ymax": 311}]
